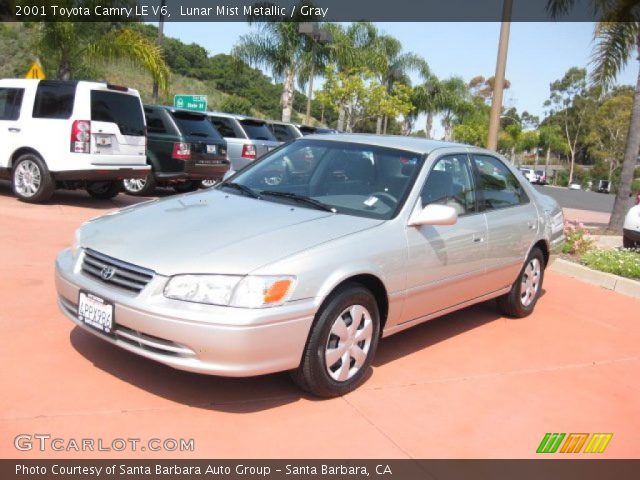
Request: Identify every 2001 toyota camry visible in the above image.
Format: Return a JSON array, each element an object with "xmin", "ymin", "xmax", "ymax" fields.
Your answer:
[{"xmin": 55, "ymin": 135, "xmax": 565, "ymax": 397}]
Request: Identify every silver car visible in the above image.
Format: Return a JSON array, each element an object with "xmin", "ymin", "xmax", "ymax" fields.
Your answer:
[
  {"xmin": 206, "ymin": 112, "xmax": 281, "ymax": 171},
  {"xmin": 55, "ymin": 135, "xmax": 565, "ymax": 397}
]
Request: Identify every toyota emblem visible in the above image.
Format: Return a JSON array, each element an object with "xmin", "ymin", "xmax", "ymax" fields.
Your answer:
[{"xmin": 100, "ymin": 266, "xmax": 116, "ymax": 280}]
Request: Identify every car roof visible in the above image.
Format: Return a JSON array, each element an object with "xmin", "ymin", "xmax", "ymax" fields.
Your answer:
[
  {"xmin": 300, "ymin": 133, "xmax": 473, "ymax": 155},
  {"xmin": 206, "ymin": 111, "xmax": 266, "ymax": 123},
  {"xmin": 144, "ymin": 104, "xmax": 208, "ymax": 115}
]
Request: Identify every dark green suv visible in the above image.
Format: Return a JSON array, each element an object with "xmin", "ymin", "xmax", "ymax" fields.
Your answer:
[{"xmin": 122, "ymin": 105, "xmax": 229, "ymax": 195}]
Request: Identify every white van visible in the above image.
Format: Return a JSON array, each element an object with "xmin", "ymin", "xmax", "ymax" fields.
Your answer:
[{"xmin": 0, "ymin": 79, "xmax": 149, "ymax": 203}]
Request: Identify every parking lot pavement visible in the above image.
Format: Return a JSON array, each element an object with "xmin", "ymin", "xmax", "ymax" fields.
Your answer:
[{"xmin": 1, "ymin": 187, "xmax": 639, "ymax": 459}]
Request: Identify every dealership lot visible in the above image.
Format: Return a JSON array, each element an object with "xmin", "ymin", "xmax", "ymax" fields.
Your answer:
[{"xmin": 1, "ymin": 185, "xmax": 639, "ymax": 459}]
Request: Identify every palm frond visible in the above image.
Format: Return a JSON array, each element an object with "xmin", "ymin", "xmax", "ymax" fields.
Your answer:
[
  {"xmin": 86, "ymin": 28, "xmax": 169, "ymax": 92},
  {"xmin": 590, "ymin": 21, "xmax": 639, "ymax": 88}
]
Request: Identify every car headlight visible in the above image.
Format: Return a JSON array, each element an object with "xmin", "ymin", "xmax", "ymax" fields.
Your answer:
[{"xmin": 163, "ymin": 275, "xmax": 295, "ymax": 308}]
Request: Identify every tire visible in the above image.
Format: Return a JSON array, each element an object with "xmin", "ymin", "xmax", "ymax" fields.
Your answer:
[
  {"xmin": 497, "ymin": 247, "xmax": 545, "ymax": 318},
  {"xmin": 623, "ymin": 235, "xmax": 637, "ymax": 249},
  {"xmin": 85, "ymin": 181, "xmax": 120, "ymax": 200},
  {"xmin": 12, "ymin": 153, "xmax": 55, "ymax": 203},
  {"xmin": 122, "ymin": 174, "xmax": 156, "ymax": 196},
  {"xmin": 291, "ymin": 283, "xmax": 380, "ymax": 397},
  {"xmin": 173, "ymin": 181, "xmax": 198, "ymax": 194}
]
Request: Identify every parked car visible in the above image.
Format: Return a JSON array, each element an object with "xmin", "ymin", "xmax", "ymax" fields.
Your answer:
[
  {"xmin": 519, "ymin": 168, "xmax": 537, "ymax": 183},
  {"xmin": 597, "ymin": 179, "xmax": 611, "ymax": 193},
  {"xmin": 266, "ymin": 120, "xmax": 303, "ymax": 142},
  {"xmin": 534, "ymin": 170, "xmax": 547, "ymax": 185},
  {"xmin": 55, "ymin": 135, "xmax": 564, "ymax": 397},
  {"xmin": 298, "ymin": 125, "xmax": 339, "ymax": 135},
  {"xmin": 568, "ymin": 182, "xmax": 582, "ymax": 190},
  {"xmin": 623, "ymin": 203, "xmax": 640, "ymax": 249},
  {"xmin": 121, "ymin": 105, "xmax": 229, "ymax": 196},
  {"xmin": 206, "ymin": 112, "xmax": 280, "ymax": 171},
  {"xmin": 0, "ymin": 79, "xmax": 149, "ymax": 203}
]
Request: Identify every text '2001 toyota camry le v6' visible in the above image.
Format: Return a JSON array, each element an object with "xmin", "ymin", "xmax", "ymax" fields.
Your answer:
[{"xmin": 55, "ymin": 135, "xmax": 565, "ymax": 397}]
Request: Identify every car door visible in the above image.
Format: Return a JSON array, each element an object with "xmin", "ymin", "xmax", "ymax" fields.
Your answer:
[
  {"xmin": 402, "ymin": 152, "xmax": 488, "ymax": 320},
  {"xmin": 0, "ymin": 86, "xmax": 26, "ymax": 171},
  {"xmin": 472, "ymin": 154, "xmax": 539, "ymax": 291}
]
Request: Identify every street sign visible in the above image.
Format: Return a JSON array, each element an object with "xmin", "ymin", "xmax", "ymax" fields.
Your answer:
[
  {"xmin": 25, "ymin": 62, "xmax": 45, "ymax": 80},
  {"xmin": 173, "ymin": 95, "xmax": 207, "ymax": 112}
]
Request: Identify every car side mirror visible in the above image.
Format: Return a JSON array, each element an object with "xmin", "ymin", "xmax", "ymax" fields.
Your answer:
[{"xmin": 408, "ymin": 204, "xmax": 458, "ymax": 227}]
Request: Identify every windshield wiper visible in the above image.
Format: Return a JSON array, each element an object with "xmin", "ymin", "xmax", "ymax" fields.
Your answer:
[
  {"xmin": 219, "ymin": 182, "xmax": 261, "ymax": 199},
  {"xmin": 260, "ymin": 190, "xmax": 336, "ymax": 213}
]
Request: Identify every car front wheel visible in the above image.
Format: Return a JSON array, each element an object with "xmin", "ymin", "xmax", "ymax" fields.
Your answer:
[
  {"xmin": 497, "ymin": 247, "xmax": 545, "ymax": 318},
  {"xmin": 12, "ymin": 154, "xmax": 55, "ymax": 203},
  {"xmin": 122, "ymin": 174, "xmax": 156, "ymax": 196},
  {"xmin": 291, "ymin": 283, "xmax": 380, "ymax": 397}
]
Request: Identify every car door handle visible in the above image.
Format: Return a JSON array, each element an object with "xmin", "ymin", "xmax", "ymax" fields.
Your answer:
[
  {"xmin": 472, "ymin": 235, "xmax": 484, "ymax": 243},
  {"xmin": 8, "ymin": 127, "xmax": 20, "ymax": 133},
  {"xmin": 527, "ymin": 221, "xmax": 537, "ymax": 230}
]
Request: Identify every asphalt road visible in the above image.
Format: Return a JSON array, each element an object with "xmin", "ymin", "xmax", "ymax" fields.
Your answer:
[
  {"xmin": 1, "ymin": 186, "xmax": 639, "ymax": 459},
  {"xmin": 533, "ymin": 185, "xmax": 634, "ymax": 213}
]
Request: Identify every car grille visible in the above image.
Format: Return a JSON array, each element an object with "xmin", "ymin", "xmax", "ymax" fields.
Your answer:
[{"xmin": 81, "ymin": 249, "xmax": 154, "ymax": 293}]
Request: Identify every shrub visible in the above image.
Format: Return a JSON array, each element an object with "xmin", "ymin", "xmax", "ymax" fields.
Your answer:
[
  {"xmin": 219, "ymin": 95, "xmax": 253, "ymax": 116},
  {"xmin": 562, "ymin": 220, "xmax": 594, "ymax": 255},
  {"xmin": 631, "ymin": 178, "xmax": 640, "ymax": 195},
  {"xmin": 581, "ymin": 249, "xmax": 640, "ymax": 279}
]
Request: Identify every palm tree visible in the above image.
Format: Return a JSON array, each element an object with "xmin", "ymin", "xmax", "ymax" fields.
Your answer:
[
  {"xmin": 234, "ymin": 2, "xmax": 321, "ymax": 122},
  {"xmin": 37, "ymin": 23, "xmax": 169, "ymax": 93},
  {"xmin": 372, "ymin": 34, "xmax": 430, "ymax": 134},
  {"xmin": 412, "ymin": 74, "xmax": 445, "ymax": 139},
  {"xmin": 547, "ymin": 0, "xmax": 640, "ymax": 231},
  {"xmin": 438, "ymin": 77, "xmax": 471, "ymax": 141}
]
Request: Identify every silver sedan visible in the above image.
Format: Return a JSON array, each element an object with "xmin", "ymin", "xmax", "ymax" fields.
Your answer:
[{"xmin": 55, "ymin": 135, "xmax": 565, "ymax": 397}]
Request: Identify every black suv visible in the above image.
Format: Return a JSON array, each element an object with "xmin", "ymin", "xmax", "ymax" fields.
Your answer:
[{"xmin": 122, "ymin": 105, "xmax": 229, "ymax": 195}]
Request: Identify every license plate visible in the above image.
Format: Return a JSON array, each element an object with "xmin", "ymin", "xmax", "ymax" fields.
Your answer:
[
  {"xmin": 96, "ymin": 135, "xmax": 112, "ymax": 146},
  {"xmin": 206, "ymin": 145, "xmax": 217, "ymax": 154},
  {"xmin": 78, "ymin": 291, "xmax": 114, "ymax": 335}
]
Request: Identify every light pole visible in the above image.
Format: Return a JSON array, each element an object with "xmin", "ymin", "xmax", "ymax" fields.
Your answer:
[
  {"xmin": 299, "ymin": 23, "xmax": 331, "ymax": 126},
  {"xmin": 487, "ymin": 0, "xmax": 513, "ymax": 151}
]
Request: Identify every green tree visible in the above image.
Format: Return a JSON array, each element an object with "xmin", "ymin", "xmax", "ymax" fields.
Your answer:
[
  {"xmin": 438, "ymin": 77, "xmax": 471, "ymax": 141},
  {"xmin": 547, "ymin": 0, "xmax": 640, "ymax": 230},
  {"xmin": 220, "ymin": 95, "xmax": 253, "ymax": 116},
  {"xmin": 543, "ymin": 67, "xmax": 591, "ymax": 185},
  {"xmin": 36, "ymin": 22, "xmax": 169, "ymax": 92},
  {"xmin": 538, "ymin": 123, "xmax": 566, "ymax": 178}
]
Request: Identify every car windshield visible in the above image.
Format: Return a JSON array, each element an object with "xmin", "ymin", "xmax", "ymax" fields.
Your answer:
[
  {"xmin": 171, "ymin": 111, "xmax": 223, "ymax": 140},
  {"xmin": 240, "ymin": 119, "xmax": 277, "ymax": 141},
  {"xmin": 222, "ymin": 139, "xmax": 425, "ymax": 220}
]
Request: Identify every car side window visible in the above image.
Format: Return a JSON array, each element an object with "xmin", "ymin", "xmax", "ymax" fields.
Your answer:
[
  {"xmin": 473, "ymin": 155, "xmax": 529, "ymax": 210},
  {"xmin": 144, "ymin": 109, "xmax": 168, "ymax": 134},
  {"xmin": 0, "ymin": 88, "xmax": 24, "ymax": 120},
  {"xmin": 420, "ymin": 154, "xmax": 476, "ymax": 216},
  {"xmin": 32, "ymin": 82, "xmax": 76, "ymax": 119}
]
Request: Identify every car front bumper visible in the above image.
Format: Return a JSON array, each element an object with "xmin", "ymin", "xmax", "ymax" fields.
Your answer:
[{"xmin": 54, "ymin": 249, "xmax": 315, "ymax": 377}]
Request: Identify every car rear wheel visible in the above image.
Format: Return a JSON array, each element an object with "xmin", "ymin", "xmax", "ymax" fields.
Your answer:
[
  {"xmin": 623, "ymin": 234, "xmax": 637, "ymax": 249},
  {"xmin": 12, "ymin": 154, "xmax": 55, "ymax": 203},
  {"xmin": 86, "ymin": 181, "xmax": 120, "ymax": 200},
  {"xmin": 122, "ymin": 174, "xmax": 156, "ymax": 196},
  {"xmin": 200, "ymin": 179, "xmax": 218, "ymax": 188},
  {"xmin": 291, "ymin": 283, "xmax": 380, "ymax": 397},
  {"xmin": 497, "ymin": 247, "xmax": 545, "ymax": 318}
]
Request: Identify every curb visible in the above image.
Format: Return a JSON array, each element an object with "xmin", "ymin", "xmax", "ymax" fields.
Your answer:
[{"xmin": 550, "ymin": 258, "xmax": 640, "ymax": 300}]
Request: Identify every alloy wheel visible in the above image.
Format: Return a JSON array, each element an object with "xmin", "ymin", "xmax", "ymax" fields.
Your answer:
[
  {"xmin": 520, "ymin": 258, "xmax": 541, "ymax": 307},
  {"xmin": 14, "ymin": 160, "xmax": 41, "ymax": 197},
  {"xmin": 123, "ymin": 178, "xmax": 147, "ymax": 193}
]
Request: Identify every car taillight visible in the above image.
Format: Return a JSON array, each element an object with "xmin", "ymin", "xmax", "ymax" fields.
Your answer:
[
  {"xmin": 70, "ymin": 120, "xmax": 91, "ymax": 153},
  {"xmin": 241, "ymin": 144, "xmax": 257, "ymax": 160},
  {"xmin": 172, "ymin": 142, "xmax": 191, "ymax": 160}
]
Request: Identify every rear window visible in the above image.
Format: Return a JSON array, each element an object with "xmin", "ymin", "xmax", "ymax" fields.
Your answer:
[
  {"xmin": 0, "ymin": 87, "xmax": 24, "ymax": 120},
  {"xmin": 33, "ymin": 82, "xmax": 76, "ymax": 119},
  {"xmin": 240, "ymin": 119, "xmax": 277, "ymax": 141},
  {"xmin": 91, "ymin": 90, "xmax": 145, "ymax": 136},
  {"xmin": 170, "ymin": 111, "xmax": 223, "ymax": 140},
  {"xmin": 209, "ymin": 116, "xmax": 241, "ymax": 138}
]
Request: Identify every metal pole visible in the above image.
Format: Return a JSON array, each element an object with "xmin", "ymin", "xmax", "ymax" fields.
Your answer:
[
  {"xmin": 152, "ymin": 0, "xmax": 166, "ymax": 104},
  {"xmin": 305, "ymin": 41, "xmax": 316, "ymax": 125},
  {"xmin": 486, "ymin": 0, "xmax": 512, "ymax": 151}
]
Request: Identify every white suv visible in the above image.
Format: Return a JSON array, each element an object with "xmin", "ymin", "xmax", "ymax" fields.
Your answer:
[{"xmin": 0, "ymin": 79, "xmax": 149, "ymax": 203}]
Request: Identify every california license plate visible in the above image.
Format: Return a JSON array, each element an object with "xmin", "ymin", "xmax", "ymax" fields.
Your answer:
[
  {"xmin": 78, "ymin": 291, "xmax": 114, "ymax": 335},
  {"xmin": 206, "ymin": 145, "xmax": 217, "ymax": 154}
]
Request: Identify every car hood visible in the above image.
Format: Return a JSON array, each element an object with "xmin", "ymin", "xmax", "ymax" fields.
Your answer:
[{"xmin": 79, "ymin": 190, "xmax": 383, "ymax": 275}]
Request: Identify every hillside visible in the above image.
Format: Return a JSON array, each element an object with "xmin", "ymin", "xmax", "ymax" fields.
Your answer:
[{"xmin": 0, "ymin": 22, "xmax": 325, "ymax": 124}]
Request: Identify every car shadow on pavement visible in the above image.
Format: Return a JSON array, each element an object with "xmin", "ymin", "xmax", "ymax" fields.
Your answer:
[{"xmin": 70, "ymin": 293, "xmax": 544, "ymax": 412}]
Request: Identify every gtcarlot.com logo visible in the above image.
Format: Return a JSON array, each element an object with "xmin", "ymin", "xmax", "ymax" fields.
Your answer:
[
  {"xmin": 536, "ymin": 433, "xmax": 613, "ymax": 454},
  {"xmin": 14, "ymin": 434, "xmax": 195, "ymax": 452}
]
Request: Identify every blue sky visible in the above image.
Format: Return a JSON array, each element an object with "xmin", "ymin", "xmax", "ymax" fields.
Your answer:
[{"xmin": 164, "ymin": 22, "xmax": 637, "ymax": 132}]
